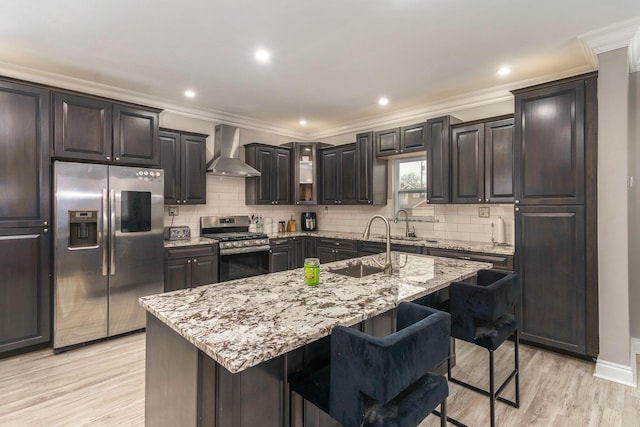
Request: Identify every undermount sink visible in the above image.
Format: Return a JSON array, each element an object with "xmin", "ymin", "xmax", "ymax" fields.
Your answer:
[{"xmin": 328, "ymin": 262, "xmax": 386, "ymax": 278}]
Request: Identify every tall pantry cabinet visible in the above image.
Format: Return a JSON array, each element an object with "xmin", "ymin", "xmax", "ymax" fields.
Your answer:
[
  {"xmin": 513, "ymin": 72, "xmax": 598, "ymax": 357},
  {"xmin": 0, "ymin": 78, "xmax": 51, "ymax": 354}
]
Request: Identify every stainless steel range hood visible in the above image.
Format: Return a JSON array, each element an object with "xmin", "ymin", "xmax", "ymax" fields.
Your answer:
[{"xmin": 206, "ymin": 124, "xmax": 261, "ymax": 177}]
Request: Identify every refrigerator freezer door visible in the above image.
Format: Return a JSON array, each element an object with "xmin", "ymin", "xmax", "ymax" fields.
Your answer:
[
  {"xmin": 54, "ymin": 162, "xmax": 109, "ymax": 348},
  {"xmin": 107, "ymin": 165, "xmax": 164, "ymax": 335}
]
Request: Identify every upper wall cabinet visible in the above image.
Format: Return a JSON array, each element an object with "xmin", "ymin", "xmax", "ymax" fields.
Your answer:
[
  {"xmin": 426, "ymin": 115, "xmax": 460, "ymax": 204},
  {"xmin": 356, "ymin": 131, "xmax": 387, "ymax": 205},
  {"xmin": 53, "ymin": 91, "xmax": 161, "ymax": 167},
  {"xmin": 374, "ymin": 122, "xmax": 426, "ymax": 157},
  {"xmin": 0, "ymin": 79, "xmax": 50, "ymax": 228},
  {"xmin": 159, "ymin": 128, "xmax": 208, "ymax": 205},
  {"xmin": 245, "ymin": 143, "xmax": 292, "ymax": 205},
  {"xmin": 319, "ymin": 144, "xmax": 358, "ymax": 205},
  {"xmin": 283, "ymin": 142, "xmax": 327, "ymax": 205},
  {"xmin": 513, "ymin": 78, "xmax": 588, "ymax": 206},
  {"xmin": 451, "ymin": 116, "xmax": 514, "ymax": 204}
]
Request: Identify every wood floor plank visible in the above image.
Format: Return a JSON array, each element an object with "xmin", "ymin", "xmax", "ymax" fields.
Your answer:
[{"xmin": 1, "ymin": 332, "xmax": 638, "ymax": 426}]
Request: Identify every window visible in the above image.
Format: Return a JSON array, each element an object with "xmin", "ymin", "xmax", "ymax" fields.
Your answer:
[{"xmin": 394, "ymin": 157, "xmax": 429, "ymax": 216}]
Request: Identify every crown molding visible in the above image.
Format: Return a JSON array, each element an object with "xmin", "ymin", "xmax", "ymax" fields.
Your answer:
[
  {"xmin": 0, "ymin": 59, "xmax": 595, "ymax": 141},
  {"xmin": 579, "ymin": 16, "xmax": 640, "ymax": 70}
]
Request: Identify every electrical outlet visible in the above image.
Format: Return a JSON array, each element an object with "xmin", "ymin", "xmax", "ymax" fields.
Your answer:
[
  {"xmin": 478, "ymin": 207, "xmax": 490, "ymax": 218},
  {"xmin": 324, "ymin": 206, "xmax": 329, "ymax": 214},
  {"xmin": 168, "ymin": 207, "xmax": 179, "ymax": 216}
]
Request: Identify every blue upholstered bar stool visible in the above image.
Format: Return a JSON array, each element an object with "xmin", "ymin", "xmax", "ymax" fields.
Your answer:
[
  {"xmin": 288, "ymin": 302, "xmax": 451, "ymax": 427},
  {"xmin": 447, "ymin": 270, "xmax": 520, "ymax": 427}
]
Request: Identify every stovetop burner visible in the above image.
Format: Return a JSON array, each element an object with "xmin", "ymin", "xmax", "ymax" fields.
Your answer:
[
  {"xmin": 200, "ymin": 216, "xmax": 271, "ymax": 255},
  {"xmin": 202, "ymin": 232, "xmax": 268, "ymax": 242}
]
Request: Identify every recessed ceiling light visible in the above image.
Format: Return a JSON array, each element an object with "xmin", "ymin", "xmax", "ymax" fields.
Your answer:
[
  {"xmin": 497, "ymin": 66, "xmax": 511, "ymax": 77},
  {"xmin": 378, "ymin": 97, "xmax": 389, "ymax": 106},
  {"xmin": 184, "ymin": 90, "xmax": 196, "ymax": 98},
  {"xmin": 255, "ymin": 49, "xmax": 270, "ymax": 63},
  {"xmin": 299, "ymin": 119, "xmax": 307, "ymax": 126}
]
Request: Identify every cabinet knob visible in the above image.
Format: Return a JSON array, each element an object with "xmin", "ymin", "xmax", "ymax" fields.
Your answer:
[
  {"xmin": 44, "ymin": 228, "xmax": 48, "ymax": 233},
  {"xmin": 187, "ymin": 260, "xmax": 191, "ymax": 263},
  {"xmin": 176, "ymin": 200, "xmax": 181, "ymax": 204},
  {"xmin": 106, "ymin": 156, "xmax": 111, "ymax": 160},
  {"xmin": 272, "ymin": 201, "xmax": 275, "ymax": 205},
  {"xmin": 296, "ymin": 202, "xmax": 299, "ymax": 205},
  {"xmin": 193, "ymin": 259, "xmax": 197, "ymax": 263},
  {"xmin": 183, "ymin": 200, "xmax": 186, "ymax": 203},
  {"xmin": 515, "ymin": 199, "xmax": 520, "ymax": 204},
  {"xmin": 115, "ymin": 157, "xmax": 120, "ymax": 161},
  {"xmin": 478, "ymin": 198, "xmax": 482, "ymax": 202},
  {"xmin": 515, "ymin": 207, "xmax": 520, "ymax": 212},
  {"xmin": 43, "ymin": 221, "xmax": 48, "ymax": 226},
  {"xmin": 335, "ymin": 201, "xmax": 338, "ymax": 204},
  {"xmin": 368, "ymin": 200, "xmax": 371, "ymax": 204},
  {"xmin": 485, "ymin": 198, "xmax": 489, "ymax": 202},
  {"xmin": 275, "ymin": 201, "xmax": 279, "ymax": 205},
  {"xmin": 426, "ymin": 199, "xmax": 430, "ymax": 203}
]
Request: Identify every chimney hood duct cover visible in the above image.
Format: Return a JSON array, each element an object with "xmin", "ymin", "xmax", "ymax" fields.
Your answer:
[{"xmin": 206, "ymin": 124, "xmax": 261, "ymax": 177}]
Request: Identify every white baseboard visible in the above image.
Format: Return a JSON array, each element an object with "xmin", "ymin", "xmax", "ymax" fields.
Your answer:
[{"xmin": 594, "ymin": 341, "xmax": 638, "ymax": 387}]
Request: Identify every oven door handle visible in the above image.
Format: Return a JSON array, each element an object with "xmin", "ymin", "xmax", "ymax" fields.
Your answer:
[{"xmin": 219, "ymin": 245, "xmax": 271, "ymax": 256}]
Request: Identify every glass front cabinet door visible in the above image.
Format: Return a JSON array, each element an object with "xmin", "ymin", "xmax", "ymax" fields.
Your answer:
[{"xmin": 287, "ymin": 142, "xmax": 326, "ymax": 205}]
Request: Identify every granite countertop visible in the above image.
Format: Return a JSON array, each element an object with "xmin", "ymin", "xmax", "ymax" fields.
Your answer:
[
  {"xmin": 266, "ymin": 230, "xmax": 514, "ymax": 255},
  {"xmin": 163, "ymin": 237, "xmax": 218, "ymax": 248},
  {"xmin": 140, "ymin": 252, "xmax": 491, "ymax": 374}
]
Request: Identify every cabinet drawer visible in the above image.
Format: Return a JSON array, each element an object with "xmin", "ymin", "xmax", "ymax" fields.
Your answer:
[
  {"xmin": 165, "ymin": 244, "xmax": 217, "ymax": 259},
  {"xmin": 269, "ymin": 238, "xmax": 291, "ymax": 247},
  {"xmin": 428, "ymin": 248, "xmax": 514, "ymax": 271},
  {"xmin": 358, "ymin": 240, "xmax": 422, "ymax": 255},
  {"xmin": 317, "ymin": 238, "xmax": 358, "ymax": 251}
]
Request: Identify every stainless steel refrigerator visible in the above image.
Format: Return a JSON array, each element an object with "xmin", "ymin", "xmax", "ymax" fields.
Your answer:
[{"xmin": 53, "ymin": 161, "xmax": 164, "ymax": 349}]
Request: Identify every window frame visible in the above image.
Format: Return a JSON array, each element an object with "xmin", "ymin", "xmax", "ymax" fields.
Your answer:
[{"xmin": 393, "ymin": 156, "xmax": 427, "ymax": 214}]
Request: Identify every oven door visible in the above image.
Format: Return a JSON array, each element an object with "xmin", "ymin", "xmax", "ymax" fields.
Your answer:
[{"xmin": 219, "ymin": 249, "xmax": 270, "ymax": 282}]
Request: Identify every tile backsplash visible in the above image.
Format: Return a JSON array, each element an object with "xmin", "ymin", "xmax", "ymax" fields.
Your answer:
[{"xmin": 165, "ymin": 175, "xmax": 514, "ymax": 245}]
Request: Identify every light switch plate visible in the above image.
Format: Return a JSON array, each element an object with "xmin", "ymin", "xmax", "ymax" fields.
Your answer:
[
  {"xmin": 168, "ymin": 207, "xmax": 179, "ymax": 216},
  {"xmin": 478, "ymin": 207, "xmax": 490, "ymax": 218}
]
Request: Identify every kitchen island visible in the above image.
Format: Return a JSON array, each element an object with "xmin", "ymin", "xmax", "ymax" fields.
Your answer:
[{"xmin": 140, "ymin": 252, "xmax": 491, "ymax": 427}]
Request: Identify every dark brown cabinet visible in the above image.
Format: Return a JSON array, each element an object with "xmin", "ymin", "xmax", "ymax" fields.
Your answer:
[
  {"xmin": 374, "ymin": 122, "xmax": 426, "ymax": 157},
  {"xmin": 0, "ymin": 228, "xmax": 51, "ymax": 354},
  {"xmin": 357, "ymin": 240, "xmax": 422, "ymax": 256},
  {"xmin": 426, "ymin": 115, "xmax": 459, "ymax": 204},
  {"xmin": 284, "ymin": 142, "xmax": 327, "ymax": 205},
  {"xmin": 0, "ymin": 79, "xmax": 50, "ymax": 228},
  {"xmin": 164, "ymin": 245, "xmax": 218, "ymax": 292},
  {"xmin": 319, "ymin": 144, "xmax": 358, "ymax": 205},
  {"xmin": 316, "ymin": 238, "xmax": 358, "ymax": 263},
  {"xmin": 356, "ymin": 132, "xmax": 387, "ymax": 205},
  {"xmin": 515, "ymin": 206, "xmax": 586, "ymax": 353},
  {"xmin": 319, "ymin": 136, "xmax": 386, "ymax": 206},
  {"xmin": 451, "ymin": 116, "xmax": 514, "ymax": 204},
  {"xmin": 269, "ymin": 238, "xmax": 293, "ymax": 273},
  {"xmin": 53, "ymin": 91, "xmax": 161, "ymax": 167},
  {"xmin": 245, "ymin": 144, "xmax": 291, "ymax": 205},
  {"xmin": 159, "ymin": 129, "xmax": 207, "ymax": 205},
  {"xmin": 512, "ymin": 73, "xmax": 598, "ymax": 357}
]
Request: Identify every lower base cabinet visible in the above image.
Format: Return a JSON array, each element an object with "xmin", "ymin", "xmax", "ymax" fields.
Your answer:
[
  {"xmin": 164, "ymin": 244, "xmax": 218, "ymax": 292},
  {"xmin": 269, "ymin": 238, "xmax": 292, "ymax": 273},
  {"xmin": 317, "ymin": 238, "xmax": 358, "ymax": 263},
  {"xmin": 0, "ymin": 228, "xmax": 51, "ymax": 355}
]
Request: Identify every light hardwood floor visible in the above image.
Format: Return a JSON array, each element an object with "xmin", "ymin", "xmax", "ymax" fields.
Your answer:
[{"xmin": 0, "ymin": 333, "xmax": 638, "ymax": 426}]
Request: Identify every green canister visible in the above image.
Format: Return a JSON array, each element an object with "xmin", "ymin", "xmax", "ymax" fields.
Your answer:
[{"xmin": 304, "ymin": 258, "xmax": 320, "ymax": 286}]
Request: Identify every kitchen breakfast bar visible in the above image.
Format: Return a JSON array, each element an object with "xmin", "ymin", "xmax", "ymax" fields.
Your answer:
[{"xmin": 139, "ymin": 252, "xmax": 492, "ymax": 427}]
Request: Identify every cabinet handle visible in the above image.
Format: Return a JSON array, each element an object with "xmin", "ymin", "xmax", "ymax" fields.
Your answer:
[
  {"xmin": 335, "ymin": 242, "xmax": 340, "ymax": 246},
  {"xmin": 515, "ymin": 199, "xmax": 520, "ymax": 204},
  {"xmin": 458, "ymin": 256, "xmax": 472, "ymax": 260}
]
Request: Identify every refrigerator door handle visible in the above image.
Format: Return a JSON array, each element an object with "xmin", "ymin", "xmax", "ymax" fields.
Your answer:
[
  {"xmin": 102, "ymin": 189, "xmax": 108, "ymax": 276},
  {"xmin": 110, "ymin": 189, "xmax": 116, "ymax": 275}
]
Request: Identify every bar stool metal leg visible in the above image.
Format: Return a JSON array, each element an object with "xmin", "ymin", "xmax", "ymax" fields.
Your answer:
[{"xmin": 489, "ymin": 350, "xmax": 496, "ymax": 427}]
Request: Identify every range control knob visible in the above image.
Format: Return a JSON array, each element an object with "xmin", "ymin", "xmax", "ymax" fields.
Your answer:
[{"xmin": 233, "ymin": 241, "xmax": 242, "ymax": 248}]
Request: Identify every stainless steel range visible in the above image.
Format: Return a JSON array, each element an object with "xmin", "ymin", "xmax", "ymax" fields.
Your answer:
[{"xmin": 201, "ymin": 216, "xmax": 270, "ymax": 281}]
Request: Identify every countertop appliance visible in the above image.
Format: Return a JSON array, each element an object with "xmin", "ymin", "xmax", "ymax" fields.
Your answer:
[
  {"xmin": 164, "ymin": 226, "xmax": 191, "ymax": 241},
  {"xmin": 53, "ymin": 161, "xmax": 164, "ymax": 349},
  {"xmin": 200, "ymin": 216, "xmax": 270, "ymax": 281},
  {"xmin": 301, "ymin": 212, "xmax": 317, "ymax": 231}
]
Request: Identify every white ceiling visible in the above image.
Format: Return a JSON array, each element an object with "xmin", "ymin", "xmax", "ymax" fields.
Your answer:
[{"xmin": 1, "ymin": 1, "xmax": 639, "ymax": 138}]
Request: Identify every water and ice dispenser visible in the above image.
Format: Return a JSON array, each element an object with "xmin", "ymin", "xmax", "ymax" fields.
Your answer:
[{"xmin": 68, "ymin": 210, "xmax": 98, "ymax": 247}]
